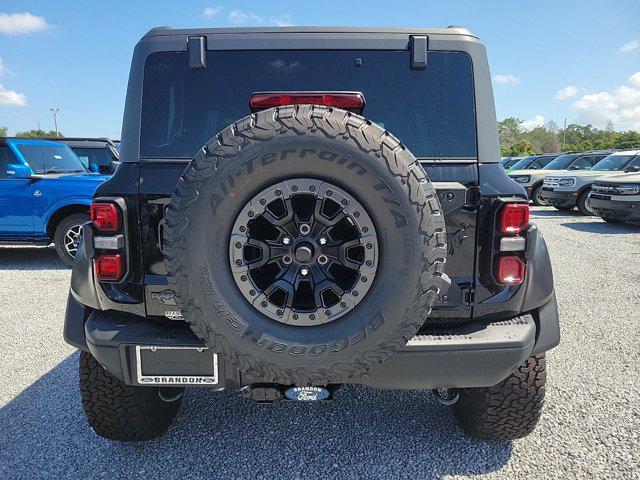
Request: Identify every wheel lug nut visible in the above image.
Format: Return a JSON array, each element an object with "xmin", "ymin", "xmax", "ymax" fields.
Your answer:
[
  {"xmin": 300, "ymin": 267, "xmax": 309, "ymax": 276},
  {"xmin": 282, "ymin": 236, "xmax": 291, "ymax": 245},
  {"xmin": 317, "ymin": 255, "xmax": 328, "ymax": 265},
  {"xmin": 319, "ymin": 236, "xmax": 327, "ymax": 245},
  {"xmin": 299, "ymin": 224, "xmax": 311, "ymax": 235},
  {"xmin": 282, "ymin": 255, "xmax": 292, "ymax": 265}
]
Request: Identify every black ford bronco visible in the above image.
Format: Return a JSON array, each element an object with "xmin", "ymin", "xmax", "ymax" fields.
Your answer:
[{"xmin": 64, "ymin": 26, "xmax": 560, "ymax": 442}]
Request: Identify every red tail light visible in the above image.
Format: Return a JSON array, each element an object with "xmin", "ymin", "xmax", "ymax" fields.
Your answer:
[
  {"xmin": 499, "ymin": 203, "xmax": 529, "ymax": 235},
  {"xmin": 497, "ymin": 255, "xmax": 525, "ymax": 284},
  {"xmin": 250, "ymin": 92, "xmax": 365, "ymax": 112},
  {"xmin": 90, "ymin": 202, "xmax": 120, "ymax": 232},
  {"xmin": 94, "ymin": 254, "xmax": 123, "ymax": 281}
]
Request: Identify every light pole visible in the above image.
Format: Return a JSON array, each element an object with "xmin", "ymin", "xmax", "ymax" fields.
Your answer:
[{"xmin": 49, "ymin": 107, "xmax": 60, "ymax": 137}]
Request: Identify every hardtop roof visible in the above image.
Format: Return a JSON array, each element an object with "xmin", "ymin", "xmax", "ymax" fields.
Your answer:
[{"xmin": 142, "ymin": 25, "xmax": 477, "ymax": 39}]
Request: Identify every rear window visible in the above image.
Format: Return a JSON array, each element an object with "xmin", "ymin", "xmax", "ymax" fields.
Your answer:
[{"xmin": 140, "ymin": 50, "xmax": 477, "ymax": 159}]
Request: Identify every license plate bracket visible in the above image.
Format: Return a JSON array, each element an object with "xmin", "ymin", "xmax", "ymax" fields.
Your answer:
[{"xmin": 135, "ymin": 345, "xmax": 218, "ymax": 386}]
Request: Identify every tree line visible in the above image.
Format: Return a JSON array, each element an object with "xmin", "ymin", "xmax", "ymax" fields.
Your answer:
[
  {"xmin": 0, "ymin": 127, "xmax": 62, "ymax": 138},
  {"xmin": 499, "ymin": 118, "xmax": 640, "ymax": 157}
]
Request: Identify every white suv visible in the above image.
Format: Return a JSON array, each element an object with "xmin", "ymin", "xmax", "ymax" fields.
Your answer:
[{"xmin": 540, "ymin": 150, "xmax": 640, "ymax": 214}]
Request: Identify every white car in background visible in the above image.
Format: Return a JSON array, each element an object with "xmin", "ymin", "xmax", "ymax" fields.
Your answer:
[
  {"xmin": 540, "ymin": 150, "xmax": 640, "ymax": 215},
  {"xmin": 508, "ymin": 151, "xmax": 611, "ymax": 205}
]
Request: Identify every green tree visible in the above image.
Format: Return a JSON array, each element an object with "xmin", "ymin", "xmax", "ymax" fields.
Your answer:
[
  {"xmin": 0, "ymin": 126, "xmax": 8, "ymax": 137},
  {"xmin": 498, "ymin": 117, "xmax": 522, "ymax": 156},
  {"xmin": 613, "ymin": 131, "xmax": 640, "ymax": 149},
  {"xmin": 15, "ymin": 129, "xmax": 62, "ymax": 138}
]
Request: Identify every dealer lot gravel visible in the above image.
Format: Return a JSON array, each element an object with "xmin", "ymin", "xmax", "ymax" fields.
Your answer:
[{"xmin": 0, "ymin": 207, "xmax": 638, "ymax": 479}]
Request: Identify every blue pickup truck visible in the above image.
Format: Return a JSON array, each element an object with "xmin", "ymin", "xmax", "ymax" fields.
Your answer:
[{"xmin": 0, "ymin": 138, "xmax": 109, "ymax": 265}]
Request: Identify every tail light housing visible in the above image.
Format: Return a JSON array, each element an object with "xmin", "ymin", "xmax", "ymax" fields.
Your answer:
[
  {"xmin": 499, "ymin": 203, "xmax": 529, "ymax": 234},
  {"xmin": 494, "ymin": 201, "xmax": 529, "ymax": 285},
  {"xmin": 90, "ymin": 201, "xmax": 120, "ymax": 232},
  {"xmin": 94, "ymin": 254, "xmax": 123, "ymax": 281},
  {"xmin": 496, "ymin": 255, "xmax": 525, "ymax": 284},
  {"xmin": 250, "ymin": 92, "xmax": 365, "ymax": 112}
]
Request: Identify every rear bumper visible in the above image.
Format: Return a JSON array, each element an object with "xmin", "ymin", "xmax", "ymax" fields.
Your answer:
[
  {"xmin": 539, "ymin": 188, "xmax": 576, "ymax": 208},
  {"xmin": 589, "ymin": 195, "xmax": 640, "ymax": 223},
  {"xmin": 77, "ymin": 295, "xmax": 558, "ymax": 390}
]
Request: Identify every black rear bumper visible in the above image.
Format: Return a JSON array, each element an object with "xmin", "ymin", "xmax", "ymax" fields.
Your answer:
[{"xmin": 73, "ymin": 294, "xmax": 558, "ymax": 390}]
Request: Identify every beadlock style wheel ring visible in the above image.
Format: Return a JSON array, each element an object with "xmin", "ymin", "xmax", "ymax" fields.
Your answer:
[{"xmin": 229, "ymin": 179, "xmax": 378, "ymax": 326}]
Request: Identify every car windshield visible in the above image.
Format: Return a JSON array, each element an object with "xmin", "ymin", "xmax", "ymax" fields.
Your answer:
[
  {"xmin": 591, "ymin": 154, "xmax": 637, "ymax": 171},
  {"xmin": 544, "ymin": 154, "xmax": 578, "ymax": 170},
  {"xmin": 508, "ymin": 156, "xmax": 537, "ymax": 170},
  {"xmin": 504, "ymin": 157, "xmax": 522, "ymax": 168},
  {"xmin": 499, "ymin": 157, "xmax": 511, "ymax": 165},
  {"xmin": 140, "ymin": 50, "xmax": 477, "ymax": 159},
  {"xmin": 527, "ymin": 156, "xmax": 556, "ymax": 169},
  {"xmin": 17, "ymin": 144, "xmax": 86, "ymax": 173}
]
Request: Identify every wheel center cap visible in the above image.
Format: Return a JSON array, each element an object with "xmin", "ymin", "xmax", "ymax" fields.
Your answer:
[{"xmin": 294, "ymin": 243, "xmax": 314, "ymax": 263}]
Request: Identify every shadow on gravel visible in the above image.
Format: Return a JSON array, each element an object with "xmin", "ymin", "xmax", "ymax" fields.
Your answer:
[
  {"xmin": 0, "ymin": 246, "xmax": 66, "ymax": 271},
  {"xmin": 0, "ymin": 353, "xmax": 512, "ymax": 479},
  {"xmin": 561, "ymin": 221, "xmax": 640, "ymax": 234}
]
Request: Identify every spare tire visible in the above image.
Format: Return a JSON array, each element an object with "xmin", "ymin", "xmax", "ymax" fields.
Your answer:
[{"xmin": 164, "ymin": 105, "xmax": 446, "ymax": 385}]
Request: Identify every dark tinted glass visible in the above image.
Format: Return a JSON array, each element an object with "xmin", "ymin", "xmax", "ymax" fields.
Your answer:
[
  {"xmin": 140, "ymin": 50, "xmax": 477, "ymax": 159},
  {"xmin": 544, "ymin": 154, "xmax": 578, "ymax": 170},
  {"xmin": 0, "ymin": 147, "xmax": 18, "ymax": 179},
  {"xmin": 71, "ymin": 147, "xmax": 113, "ymax": 170},
  {"xmin": 592, "ymin": 154, "xmax": 637, "ymax": 171},
  {"xmin": 17, "ymin": 145, "xmax": 85, "ymax": 173}
]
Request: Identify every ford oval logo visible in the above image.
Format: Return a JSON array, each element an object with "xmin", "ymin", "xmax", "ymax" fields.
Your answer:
[{"xmin": 284, "ymin": 386, "xmax": 330, "ymax": 401}]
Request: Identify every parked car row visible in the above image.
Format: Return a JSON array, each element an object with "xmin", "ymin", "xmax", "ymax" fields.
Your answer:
[
  {"xmin": 0, "ymin": 137, "xmax": 117, "ymax": 264},
  {"xmin": 504, "ymin": 149, "xmax": 640, "ymax": 225}
]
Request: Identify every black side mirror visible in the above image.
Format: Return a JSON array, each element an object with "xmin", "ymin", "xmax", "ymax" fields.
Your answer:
[{"xmin": 625, "ymin": 165, "xmax": 640, "ymax": 173}]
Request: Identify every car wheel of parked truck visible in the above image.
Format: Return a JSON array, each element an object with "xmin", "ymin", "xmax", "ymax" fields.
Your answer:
[
  {"xmin": 54, "ymin": 213, "xmax": 89, "ymax": 266},
  {"xmin": 452, "ymin": 354, "xmax": 546, "ymax": 441},
  {"xmin": 164, "ymin": 105, "xmax": 448, "ymax": 385},
  {"xmin": 65, "ymin": 26, "xmax": 560, "ymax": 444},
  {"xmin": 576, "ymin": 189, "xmax": 596, "ymax": 215},
  {"xmin": 79, "ymin": 350, "xmax": 184, "ymax": 441}
]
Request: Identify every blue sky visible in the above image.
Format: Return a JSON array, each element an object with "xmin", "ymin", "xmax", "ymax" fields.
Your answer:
[{"xmin": 1, "ymin": 0, "xmax": 639, "ymax": 137}]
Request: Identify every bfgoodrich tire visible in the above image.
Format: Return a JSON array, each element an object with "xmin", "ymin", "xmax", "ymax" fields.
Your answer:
[
  {"xmin": 452, "ymin": 354, "xmax": 546, "ymax": 441},
  {"xmin": 79, "ymin": 351, "xmax": 183, "ymax": 441},
  {"xmin": 164, "ymin": 105, "xmax": 447, "ymax": 385}
]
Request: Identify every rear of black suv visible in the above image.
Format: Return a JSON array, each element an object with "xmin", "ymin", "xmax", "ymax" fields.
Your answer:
[{"xmin": 64, "ymin": 27, "xmax": 559, "ymax": 442}]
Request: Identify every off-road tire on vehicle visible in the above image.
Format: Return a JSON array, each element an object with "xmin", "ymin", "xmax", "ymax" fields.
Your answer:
[
  {"xmin": 54, "ymin": 213, "xmax": 89, "ymax": 266},
  {"xmin": 576, "ymin": 189, "xmax": 595, "ymax": 216},
  {"xmin": 79, "ymin": 351, "xmax": 184, "ymax": 441},
  {"xmin": 531, "ymin": 184, "xmax": 547, "ymax": 206},
  {"xmin": 164, "ymin": 105, "xmax": 447, "ymax": 385},
  {"xmin": 451, "ymin": 354, "xmax": 546, "ymax": 441}
]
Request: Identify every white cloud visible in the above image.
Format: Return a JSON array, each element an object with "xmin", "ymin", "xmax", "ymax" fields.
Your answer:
[
  {"xmin": 570, "ymin": 71, "xmax": 640, "ymax": 130},
  {"xmin": 520, "ymin": 115, "xmax": 546, "ymax": 131},
  {"xmin": 0, "ymin": 12, "xmax": 50, "ymax": 35},
  {"xmin": 271, "ymin": 15, "xmax": 294, "ymax": 27},
  {"xmin": 492, "ymin": 74, "xmax": 520, "ymax": 85},
  {"xmin": 619, "ymin": 39, "xmax": 639, "ymax": 53},
  {"xmin": 202, "ymin": 6, "xmax": 223, "ymax": 18},
  {"xmin": 0, "ymin": 58, "xmax": 5, "ymax": 76},
  {"xmin": 0, "ymin": 83, "xmax": 27, "ymax": 107},
  {"xmin": 555, "ymin": 85, "xmax": 578, "ymax": 100},
  {"xmin": 228, "ymin": 9, "xmax": 262, "ymax": 24}
]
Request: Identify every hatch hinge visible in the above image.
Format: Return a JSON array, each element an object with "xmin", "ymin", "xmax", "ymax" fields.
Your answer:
[
  {"xmin": 188, "ymin": 36, "xmax": 206, "ymax": 69},
  {"xmin": 410, "ymin": 35, "xmax": 428, "ymax": 70}
]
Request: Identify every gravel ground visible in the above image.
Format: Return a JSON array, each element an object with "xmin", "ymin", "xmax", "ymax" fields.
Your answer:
[{"xmin": 0, "ymin": 208, "xmax": 638, "ymax": 479}]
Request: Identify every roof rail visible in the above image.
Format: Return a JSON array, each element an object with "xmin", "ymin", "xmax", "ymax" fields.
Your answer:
[{"xmin": 45, "ymin": 137, "xmax": 119, "ymax": 146}]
